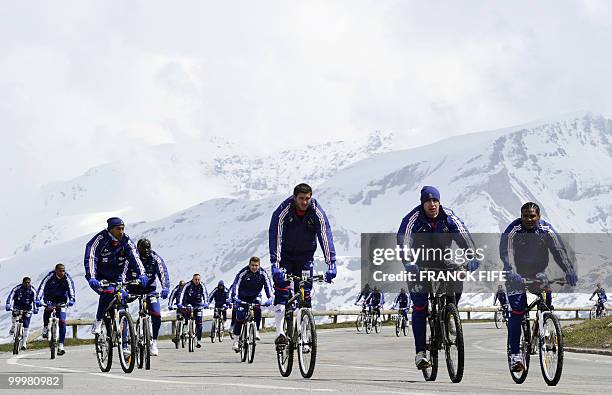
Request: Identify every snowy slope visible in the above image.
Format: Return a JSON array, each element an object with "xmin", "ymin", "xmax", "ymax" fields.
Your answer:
[
  {"xmin": 1, "ymin": 113, "xmax": 611, "ymax": 341},
  {"xmin": 8, "ymin": 131, "xmax": 399, "ymax": 256}
]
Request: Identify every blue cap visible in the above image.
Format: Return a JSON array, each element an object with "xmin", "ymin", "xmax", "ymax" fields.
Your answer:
[
  {"xmin": 420, "ymin": 186, "xmax": 440, "ymax": 204},
  {"xmin": 107, "ymin": 217, "xmax": 125, "ymax": 229},
  {"xmin": 218, "ymin": 280, "xmax": 224, "ymax": 286}
]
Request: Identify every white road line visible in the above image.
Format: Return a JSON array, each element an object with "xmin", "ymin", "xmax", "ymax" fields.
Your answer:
[{"xmin": 6, "ymin": 350, "xmax": 336, "ymax": 392}]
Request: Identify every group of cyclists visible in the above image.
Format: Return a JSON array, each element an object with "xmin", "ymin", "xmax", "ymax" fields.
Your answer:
[{"xmin": 4, "ymin": 182, "xmax": 609, "ymax": 384}]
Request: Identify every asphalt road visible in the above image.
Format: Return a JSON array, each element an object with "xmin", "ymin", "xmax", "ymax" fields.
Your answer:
[{"xmin": 1, "ymin": 322, "xmax": 611, "ymax": 394}]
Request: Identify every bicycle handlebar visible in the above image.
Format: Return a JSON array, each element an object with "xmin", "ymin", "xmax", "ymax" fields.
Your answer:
[{"xmin": 283, "ymin": 273, "xmax": 325, "ymax": 283}]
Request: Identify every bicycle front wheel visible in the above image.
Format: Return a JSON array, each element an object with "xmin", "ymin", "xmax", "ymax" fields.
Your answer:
[
  {"xmin": 444, "ymin": 304, "xmax": 464, "ymax": 383},
  {"xmin": 495, "ymin": 310, "xmax": 503, "ymax": 329},
  {"xmin": 298, "ymin": 309, "xmax": 317, "ymax": 378},
  {"xmin": 50, "ymin": 320, "xmax": 57, "ymax": 360},
  {"xmin": 356, "ymin": 314, "xmax": 364, "ymax": 332},
  {"xmin": 422, "ymin": 315, "xmax": 438, "ymax": 382},
  {"xmin": 247, "ymin": 322, "xmax": 256, "ymax": 364},
  {"xmin": 174, "ymin": 320, "xmax": 181, "ymax": 349},
  {"xmin": 13, "ymin": 322, "xmax": 22, "ymax": 355},
  {"xmin": 239, "ymin": 325, "xmax": 248, "ymax": 362},
  {"xmin": 210, "ymin": 320, "xmax": 216, "ymax": 343},
  {"xmin": 539, "ymin": 312, "xmax": 563, "ymax": 386},
  {"xmin": 276, "ymin": 313, "xmax": 294, "ymax": 377},
  {"xmin": 118, "ymin": 311, "xmax": 137, "ymax": 373},
  {"xmin": 218, "ymin": 319, "xmax": 224, "ymax": 342},
  {"xmin": 136, "ymin": 319, "xmax": 144, "ymax": 369},
  {"xmin": 395, "ymin": 317, "xmax": 401, "ymax": 337},
  {"xmin": 95, "ymin": 318, "xmax": 113, "ymax": 372},
  {"xmin": 402, "ymin": 316, "xmax": 408, "ymax": 336},
  {"xmin": 374, "ymin": 315, "xmax": 381, "ymax": 333},
  {"xmin": 143, "ymin": 317, "xmax": 151, "ymax": 370},
  {"xmin": 188, "ymin": 319, "xmax": 195, "ymax": 352}
]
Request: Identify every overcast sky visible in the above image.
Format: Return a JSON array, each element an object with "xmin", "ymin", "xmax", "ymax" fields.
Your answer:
[{"xmin": 2, "ymin": 0, "xmax": 612, "ymax": 190}]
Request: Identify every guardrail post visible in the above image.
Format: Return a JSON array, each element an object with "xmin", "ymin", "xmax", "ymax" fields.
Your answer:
[
  {"xmin": 261, "ymin": 317, "xmax": 266, "ymax": 328},
  {"xmin": 467, "ymin": 311, "xmax": 471, "ymax": 320},
  {"xmin": 576, "ymin": 310, "xmax": 579, "ymax": 319},
  {"xmin": 72, "ymin": 325, "xmax": 78, "ymax": 340},
  {"xmin": 171, "ymin": 320, "xmax": 176, "ymax": 335}
]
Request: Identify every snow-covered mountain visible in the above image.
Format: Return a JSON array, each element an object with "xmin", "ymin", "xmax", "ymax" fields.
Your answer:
[
  {"xmin": 7, "ymin": 131, "xmax": 399, "ymax": 256},
  {"xmin": 1, "ymin": 113, "xmax": 611, "ymax": 341}
]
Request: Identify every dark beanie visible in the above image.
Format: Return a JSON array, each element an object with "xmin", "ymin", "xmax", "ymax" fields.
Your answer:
[
  {"xmin": 107, "ymin": 217, "xmax": 125, "ymax": 229},
  {"xmin": 420, "ymin": 186, "xmax": 440, "ymax": 204}
]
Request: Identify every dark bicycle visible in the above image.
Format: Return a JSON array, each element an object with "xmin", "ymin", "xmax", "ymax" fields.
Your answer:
[
  {"xmin": 210, "ymin": 307, "xmax": 227, "ymax": 343},
  {"xmin": 589, "ymin": 302, "xmax": 608, "ymax": 320},
  {"xmin": 421, "ymin": 268, "xmax": 465, "ymax": 383},
  {"xmin": 182, "ymin": 304, "xmax": 203, "ymax": 352},
  {"xmin": 508, "ymin": 278, "xmax": 565, "ymax": 386},
  {"xmin": 172, "ymin": 309, "xmax": 187, "ymax": 349},
  {"xmin": 46, "ymin": 302, "xmax": 67, "ymax": 359},
  {"xmin": 276, "ymin": 271, "xmax": 325, "ymax": 379},
  {"xmin": 494, "ymin": 305, "xmax": 509, "ymax": 329},
  {"xmin": 366, "ymin": 306, "xmax": 382, "ymax": 334},
  {"xmin": 235, "ymin": 302, "xmax": 259, "ymax": 363},
  {"xmin": 94, "ymin": 280, "xmax": 139, "ymax": 373}
]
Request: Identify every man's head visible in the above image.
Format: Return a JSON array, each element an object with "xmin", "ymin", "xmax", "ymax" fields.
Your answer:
[
  {"xmin": 364, "ymin": 283, "xmax": 370, "ymax": 292},
  {"xmin": 22, "ymin": 277, "xmax": 31, "ymax": 288},
  {"xmin": 54, "ymin": 263, "xmax": 66, "ymax": 279},
  {"xmin": 400, "ymin": 287, "xmax": 406, "ymax": 294},
  {"xmin": 373, "ymin": 286, "xmax": 379, "ymax": 293},
  {"xmin": 192, "ymin": 274, "xmax": 201, "ymax": 285},
  {"xmin": 597, "ymin": 282, "xmax": 601, "ymax": 288},
  {"xmin": 520, "ymin": 202, "xmax": 541, "ymax": 230},
  {"xmin": 107, "ymin": 217, "xmax": 125, "ymax": 239},
  {"xmin": 293, "ymin": 183, "xmax": 312, "ymax": 211},
  {"xmin": 420, "ymin": 186, "xmax": 440, "ymax": 219},
  {"xmin": 137, "ymin": 238, "xmax": 152, "ymax": 260},
  {"xmin": 217, "ymin": 280, "xmax": 225, "ymax": 289},
  {"xmin": 179, "ymin": 280, "xmax": 185, "ymax": 288},
  {"xmin": 248, "ymin": 256, "xmax": 260, "ymax": 273},
  {"xmin": 498, "ymin": 285, "xmax": 503, "ymax": 290}
]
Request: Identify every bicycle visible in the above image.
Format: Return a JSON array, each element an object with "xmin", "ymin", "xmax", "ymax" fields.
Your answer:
[
  {"xmin": 395, "ymin": 308, "xmax": 409, "ymax": 337},
  {"xmin": 507, "ymin": 278, "xmax": 565, "ymax": 386},
  {"xmin": 11, "ymin": 309, "xmax": 31, "ymax": 355},
  {"xmin": 46, "ymin": 302, "xmax": 67, "ymax": 359},
  {"xmin": 421, "ymin": 268, "xmax": 465, "ymax": 383},
  {"xmin": 172, "ymin": 309, "xmax": 187, "ymax": 349},
  {"xmin": 183, "ymin": 304, "xmax": 203, "ymax": 352},
  {"xmin": 235, "ymin": 302, "xmax": 258, "ymax": 363},
  {"xmin": 366, "ymin": 306, "xmax": 382, "ymax": 334},
  {"xmin": 210, "ymin": 307, "xmax": 226, "ymax": 343},
  {"xmin": 94, "ymin": 280, "xmax": 138, "ymax": 373},
  {"xmin": 494, "ymin": 305, "xmax": 509, "ymax": 329},
  {"xmin": 276, "ymin": 271, "xmax": 325, "ymax": 379},
  {"xmin": 589, "ymin": 302, "xmax": 608, "ymax": 320},
  {"xmin": 133, "ymin": 292, "xmax": 157, "ymax": 370},
  {"xmin": 355, "ymin": 303, "xmax": 368, "ymax": 332}
]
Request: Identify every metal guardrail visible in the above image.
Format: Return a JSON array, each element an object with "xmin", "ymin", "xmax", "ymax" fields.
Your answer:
[{"xmin": 47, "ymin": 306, "xmax": 609, "ymax": 341}]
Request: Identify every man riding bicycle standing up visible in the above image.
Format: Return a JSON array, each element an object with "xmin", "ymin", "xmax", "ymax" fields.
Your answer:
[
  {"xmin": 397, "ymin": 186, "xmax": 479, "ymax": 370},
  {"xmin": 208, "ymin": 280, "xmax": 230, "ymax": 325},
  {"xmin": 589, "ymin": 283, "xmax": 607, "ymax": 317},
  {"xmin": 500, "ymin": 202, "xmax": 577, "ymax": 373},
  {"xmin": 35, "ymin": 263, "xmax": 76, "ymax": 356},
  {"xmin": 126, "ymin": 238, "xmax": 171, "ymax": 356},
  {"xmin": 5, "ymin": 277, "xmax": 38, "ymax": 350},
  {"xmin": 269, "ymin": 183, "xmax": 337, "ymax": 346},
  {"xmin": 84, "ymin": 217, "xmax": 147, "ymax": 338},
  {"xmin": 230, "ymin": 257, "xmax": 273, "ymax": 351},
  {"xmin": 177, "ymin": 274, "xmax": 209, "ymax": 349}
]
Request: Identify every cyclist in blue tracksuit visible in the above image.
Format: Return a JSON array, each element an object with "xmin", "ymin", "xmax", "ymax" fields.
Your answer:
[
  {"xmin": 230, "ymin": 257, "xmax": 273, "ymax": 352},
  {"xmin": 397, "ymin": 186, "xmax": 479, "ymax": 370},
  {"xmin": 365, "ymin": 287, "xmax": 385, "ymax": 318},
  {"xmin": 84, "ymin": 217, "xmax": 147, "ymax": 336},
  {"xmin": 354, "ymin": 284, "xmax": 371, "ymax": 313},
  {"xmin": 126, "ymin": 238, "xmax": 170, "ymax": 356},
  {"xmin": 391, "ymin": 288, "xmax": 411, "ymax": 322},
  {"xmin": 5, "ymin": 277, "xmax": 38, "ymax": 350},
  {"xmin": 168, "ymin": 280, "xmax": 186, "ymax": 344},
  {"xmin": 177, "ymin": 273, "xmax": 209, "ymax": 348},
  {"xmin": 493, "ymin": 284, "xmax": 510, "ymax": 319},
  {"xmin": 590, "ymin": 283, "xmax": 608, "ymax": 316},
  {"xmin": 500, "ymin": 202, "xmax": 577, "ymax": 373},
  {"xmin": 35, "ymin": 263, "xmax": 76, "ymax": 355},
  {"xmin": 208, "ymin": 280, "xmax": 230, "ymax": 322},
  {"xmin": 269, "ymin": 183, "xmax": 337, "ymax": 346}
]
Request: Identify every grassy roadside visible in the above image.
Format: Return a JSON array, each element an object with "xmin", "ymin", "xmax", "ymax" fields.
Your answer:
[{"xmin": 563, "ymin": 316, "xmax": 612, "ymax": 349}]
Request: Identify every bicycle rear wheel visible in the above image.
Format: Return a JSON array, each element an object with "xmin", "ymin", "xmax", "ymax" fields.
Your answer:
[
  {"xmin": 422, "ymin": 316, "xmax": 438, "ymax": 381},
  {"xmin": 539, "ymin": 312, "xmax": 563, "ymax": 386},
  {"xmin": 247, "ymin": 322, "xmax": 256, "ymax": 364},
  {"xmin": 210, "ymin": 320, "xmax": 216, "ymax": 343},
  {"xmin": 174, "ymin": 320, "xmax": 181, "ymax": 349},
  {"xmin": 365, "ymin": 316, "xmax": 372, "ymax": 334},
  {"xmin": 356, "ymin": 314, "xmax": 364, "ymax": 332},
  {"xmin": 118, "ymin": 311, "xmax": 137, "ymax": 373},
  {"xmin": 13, "ymin": 322, "xmax": 22, "ymax": 355},
  {"xmin": 276, "ymin": 313, "xmax": 294, "ymax": 377},
  {"xmin": 508, "ymin": 319, "xmax": 530, "ymax": 384},
  {"xmin": 443, "ymin": 304, "xmax": 464, "ymax": 383},
  {"xmin": 95, "ymin": 318, "xmax": 113, "ymax": 372},
  {"xmin": 50, "ymin": 320, "xmax": 57, "ymax": 359},
  {"xmin": 298, "ymin": 309, "xmax": 317, "ymax": 378}
]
